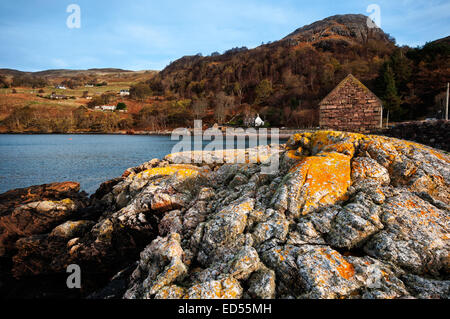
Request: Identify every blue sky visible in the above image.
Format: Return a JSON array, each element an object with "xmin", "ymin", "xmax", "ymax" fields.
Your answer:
[{"xmin": 0, "ymin": 0, "xmax": 449, "ymax": 71}]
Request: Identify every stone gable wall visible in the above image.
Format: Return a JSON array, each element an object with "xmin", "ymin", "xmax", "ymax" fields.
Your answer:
[{"xmin": 319, "ymin": 79, "xmax": 382, "ymax": 133}]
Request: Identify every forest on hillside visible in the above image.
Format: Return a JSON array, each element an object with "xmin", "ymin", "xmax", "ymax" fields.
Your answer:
[{"xmin": 140, "ymin": 35, "xmax": 450, "ymax": 128}]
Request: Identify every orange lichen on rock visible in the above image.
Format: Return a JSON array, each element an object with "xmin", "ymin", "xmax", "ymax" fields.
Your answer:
[
  {"xmin": 321, "ymin": 249, "xmax": 355, "ymax": 280},
  {"xmin": 286, "ymin": 149, "xmax": 303, "ymax": 160},
  {"xmin": 309, "ymin": 130, "xmax": 366, "ymax": 156},
  {"xmin": 286, "ymin": 130, "xmax": 370, "ymax": 160},
  {"xmin": 275, "ymin": 151, "xmax": 351, "ymax": 216},
  {"xmin": 132, "ymin": 164, "xmax": 206, "ymax": 180},
  {"xmin": 286, "ymin": 131, "xmax": 449, "ymax": 206},
  {"xmin": 186, "ymin": 277, "xmax": 243, "ymax": 299},
  {"xmin": 393, "ymin": 139, "xmax": 450, "ymax": 163},
  {"xmin": 274, "ymin": 247, "xmax": 291, "ymax": 262}
]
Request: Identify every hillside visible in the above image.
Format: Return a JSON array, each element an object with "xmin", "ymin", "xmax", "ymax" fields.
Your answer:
[
  {"xmin": 0, "ymin": 14, "xmax": 448, "ymax": 133},
  {"xmin": 431, "ymin": 35, "xmax": 450, "ymax": 45},
  {"xmin": 154, "ymin": 14, "xmax": 395, "ymax": 126},
  {"xmin": 0, "ymin": 68, "xmax": 135, "ymax": 78},
  {"xmin": 0, "ymin": 69, "xmax": 158, "ymax": 133},
  {"xmin": 152, "ymin": 14, "xmax": 448, "ymax": 126},
  {"xmin": 0, "ymin": 68, "xmax": 158, "ymax": 86}
]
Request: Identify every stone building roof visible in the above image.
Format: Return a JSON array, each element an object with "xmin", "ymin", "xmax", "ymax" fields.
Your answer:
[{"xmin": 320, "ymin": 74, "xmax": 381, "ymax": 106}]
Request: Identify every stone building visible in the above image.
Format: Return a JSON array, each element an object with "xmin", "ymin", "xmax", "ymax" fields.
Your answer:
[{"xmin": 319, "ymin": 74, "xmax": 383, "ymax": 132}]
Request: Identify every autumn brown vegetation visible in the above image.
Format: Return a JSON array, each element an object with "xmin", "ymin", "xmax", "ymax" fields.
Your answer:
[{"xmin": 143, "ymin": 15, "xmax": 449, "ymax": 125}]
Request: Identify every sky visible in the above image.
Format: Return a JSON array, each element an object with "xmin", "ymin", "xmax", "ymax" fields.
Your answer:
[{"xmin": 0, "ymin": 0, "xmax": 449, "ymax": 71}]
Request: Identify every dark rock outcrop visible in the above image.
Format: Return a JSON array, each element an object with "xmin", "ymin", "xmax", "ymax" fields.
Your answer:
[
  {"xmin": 0, "ymin": 182, "xmax": 88, "ymax": 257},
  {"xmin": 0, "ymin": 181, "xmax": 83, "ymax": 217},
  {"xmin": 0, "ymin": 182, "xmax": 90, "ymax": 298}
]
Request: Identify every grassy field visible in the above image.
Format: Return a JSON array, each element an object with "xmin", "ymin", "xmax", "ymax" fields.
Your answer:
[
  {"xmin": 0, "ymin": 68, "xmax": 156, "ymax": 98},
  {"xmin": 0, "ymin": 73, "xmax": 162, "ymax": 131},
  {"xmin": 0, "ymin": 81, "xmax": 132, "ymax": 97},
  {"xmin": 0, "ymin": 69, "xmax": 161, "ymax": 132}
]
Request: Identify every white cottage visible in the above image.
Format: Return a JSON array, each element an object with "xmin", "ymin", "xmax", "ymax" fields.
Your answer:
[
  {"xmin": 101, "ymin": 105, "xmax": 116, "ymax": 111},
  {"xmin": 254, "ymin": 114, "xmax": 265, "ymax": 127},
  {"xmin": 120, "ymin": 89, "xmax": 130, "ymax": 96}
]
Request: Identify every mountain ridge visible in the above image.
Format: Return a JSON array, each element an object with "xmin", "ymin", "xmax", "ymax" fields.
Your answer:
[
  {"xmin": 0, "ymin": 68, "xmax": 155, "ymax": 78},
  {"xmin": 1, "ymin": 14, "xmax": 447, "ymax": 76}
]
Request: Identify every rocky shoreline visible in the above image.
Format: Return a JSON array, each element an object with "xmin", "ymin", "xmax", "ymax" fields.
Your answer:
[
  {"xmin": 0, "ymin": 130, "xmax": 449, "ymax": 299},
  {"xmin": 381, "ymin": 120, "xmax": 450, "ymax": 152}
]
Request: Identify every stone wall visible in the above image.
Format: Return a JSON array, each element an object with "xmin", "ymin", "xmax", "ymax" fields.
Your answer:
[
  {"xmin": 377, "ymin": 120, "xmax": 449, "ymax": 152},
  {"xmin": 319, "ymin": 75, "xmax": 382, "ymax": 133}
]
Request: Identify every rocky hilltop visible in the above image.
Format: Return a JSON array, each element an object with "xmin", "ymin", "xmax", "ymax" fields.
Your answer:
[
  {"xmin": 283, "ymin": 14, "xmax": 390, "ymax": 46},
  {"xmin": 0, "ymin": 131, "xmax": 449, "ymax": 299}
]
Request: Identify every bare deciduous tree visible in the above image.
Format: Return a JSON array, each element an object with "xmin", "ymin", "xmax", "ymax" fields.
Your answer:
[
  {"xmin": 192, "ymin": 98, "xmax": 208, "ymax": 120},
  {"xmin": 214, "ymin": 92, "xmax": 234, "ymax": 124},
  {"xmin": 291, "ymin": 109, "xmax": 318, "ymax": 128},
  {"xmin": 283, "ymin": 106, "xmax": 292, "ymax": 126}
]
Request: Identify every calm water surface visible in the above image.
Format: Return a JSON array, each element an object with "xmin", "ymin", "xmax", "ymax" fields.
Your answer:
[{"xmin": 0, "ymin": 134, "xmax": 285, "ymax": 194}]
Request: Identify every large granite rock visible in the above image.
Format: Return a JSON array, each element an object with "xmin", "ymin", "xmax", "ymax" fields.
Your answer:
[{"xmin": 1, "ymin": 131, "xmax": 449, "ymax": 299}]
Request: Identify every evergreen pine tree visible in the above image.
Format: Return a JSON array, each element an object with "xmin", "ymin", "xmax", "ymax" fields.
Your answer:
[{"xmin": 382, "ymin": 64, "xmax": 403, "ymax": 120}]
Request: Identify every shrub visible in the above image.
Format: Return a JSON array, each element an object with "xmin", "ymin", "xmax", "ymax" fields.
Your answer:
[
  {"xmin": 130, "ymin": 83, "xmax": 152, "ymax": 101},
  {"xmin": 116, "ymin": 102, "xmax": 127, "ymax": 110}
]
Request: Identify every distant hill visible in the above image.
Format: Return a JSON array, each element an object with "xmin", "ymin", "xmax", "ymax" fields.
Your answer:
[
  {"xmin": 0, "ymin": 68, "xmax": 156, "ymax": 79},
  {"xmin": 430, "ymin": 35, "xmax": 450, "ymax": 45},
  {"xmin": 0, "ymin": 69, "xmax": 29, "ymax": 77},
  {"xmin": 34, "ymin": 68, "xmax": 134, "ymax": 78}
]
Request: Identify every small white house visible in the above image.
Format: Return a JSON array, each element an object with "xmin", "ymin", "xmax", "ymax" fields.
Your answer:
[
  {"xmin": 100, "ymin": 105, "xmax": 116, "ymax": 111},
  {"xmin": 50, "ymin": 93, "xmax": 67, "ymax": 100},
  {"xmin": 55, "ymin": 85, "xmax": 66, "ymax": 90},
  {"xmin": 120, "ymin": 89, "xmax": 130, "ymax": 96},
  {"xmin": 254, "ymin": 114, "xmax": 265, "ymax": 127}
]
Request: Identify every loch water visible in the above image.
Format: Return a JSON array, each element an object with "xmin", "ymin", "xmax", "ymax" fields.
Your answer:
[{"xmin": 0, "ymin": 134, "xmax": 285, "ymax": 194}]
